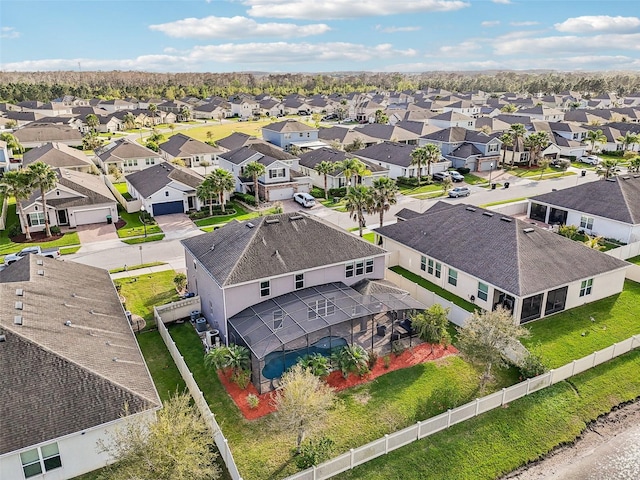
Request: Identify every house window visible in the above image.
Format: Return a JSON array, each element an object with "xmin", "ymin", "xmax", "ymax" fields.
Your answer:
[
  {"xmin": 260, "ymin": 280, "xmax": 270, "ymax": 297},
  {"xmin": 355, "ymin": 260, "xmax": 365, "ymax": 276},
  {"xmin": 580, "ymin": 216, "xmax": 594, "ymax": 230},
  {"xmin": 295, "ymin": 273, "xmax": 304, "ymax": 290},
  {"xmin": 521, "ymin": 293, "xmax": 543, "ymax": 323},
  {"xmin": 299, "ymin": 133, "xmax": 303, "ymax": 137},
  {"xmin": 345, "ymin": 262, "xmax": 354, "ymax": 278},
  {"xmin": 269, "ymin": 168, "xmax": 285, "ymax": 179},
  {"xmin": 21, "ymin": 443, "xmax": 62, "ymax": 478},
  {"xmin": 165, "ymin": 191, "xmax": 169, "ymax": 196},
  {"xmin": 488, "ymin": 143, "xmax": 499, "ymax": 153},
  {"xmin": 477, "ymin": 282, "xmax": 488, "ymax": 302},
  {"xmin": 308, "ymin": 298, "xmax": 334, "ymax": 319},
  {"xmin": 273, "ymin": 310, "xmax": 283, "ymax": 330},
  {"xmin": 448, "ymin": 268, "xmax": 458, "ymax": 287},
  {"xmin": 580, "ymin": 278, "xmax": 593, "ymax": 297},
  {"xmin": 428, "ymin": 259, "xmax": 442, "ymax": 278},
  {"xmin": 145, "ymin": 158, "xmax": 155, "ymax": 165},
  {"xmin": 365, "ymin": 258, "xmax": 374, "ymax": 274},
  {"xmin": 28, "ymin": 212, "xmax": 46, "ymax": 226},
  {"xmin": 420, "ymin": 256, "xmax": 427, "ymax": 271}
]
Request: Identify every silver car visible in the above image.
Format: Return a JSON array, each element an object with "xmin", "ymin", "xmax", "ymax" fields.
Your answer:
[{"xmin": 448, "ymin": 186, "xmax": 471, "ymax": 198}]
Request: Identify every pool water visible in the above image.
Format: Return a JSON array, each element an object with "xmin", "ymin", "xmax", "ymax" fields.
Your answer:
[{"xmin": 261, "ymin": 336, "xmax": 347, "ymax": 380}]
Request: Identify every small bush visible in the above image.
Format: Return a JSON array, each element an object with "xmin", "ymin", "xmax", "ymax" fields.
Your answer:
[
  {"xmin": 328, "ymin": 187, "xmax": 347, "ymax": 197},
  {"xmin": 456, "ymin": 167, "xmax": 471, "ymax": 175},
  {"xmin": 233, "ymin": 192, "xmax": 256, "ymax": 206},
  {"xmin": 231, "ymin": 368, "xmax": 251, "ymax": 389},
  {"xmin": 246, "ymin": 394, "xmax": 259, "ymax": 409},
  {"xmin": 295, "ymin": 437, "xmax": 335, "ymax": 469},
  {"xmin": 7, "ymin": 223, "xmax": 21, "ymax": 237},
  {"xmin": 601, "ymin": 150, "xmax": 624, "ymax": 157},
  {"xmin": 519, "ymin": 351, "xmax": 548, "ymax": 379},
  {"xmin": 310, "ymin": 187, "xmax": 325, "ymax": 198},
  {"xmin": 50, "ymin": 225, "xmax": 61, "ymax": 235},
  {"xmin": 396, "ymin": 176, "xmax": 420, "ymax": 187},
  {"xmin": 383, "ymin": 354, "xmax": 391, "ymax": 369},
  {"xmin": 367, "ymin": 351, "xmax": 378, "ymax": 370},
  {"xmin": 391, "ymin": 340, "xmax": 406, "ymax": 356}
]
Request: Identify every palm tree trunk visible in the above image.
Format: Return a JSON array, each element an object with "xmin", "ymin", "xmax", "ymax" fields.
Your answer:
[
  {"xmin": 219, "ymin": 192, "xmax": 226, "ymax": 213},
  {"xmin": 511, "ymin": 145, "xmax": 516, "ymax": 166},
  {"xmin": 17, "ymin": 201, "xmax": 32, "ymax": 241},
  {"xmin": 253, "ymin": 174, "xmax": 260, "ymax": 203},
  {"xmin": 323, "ymin": 174, "xmax": 328, "ymax": 200},
  {"xmin": 41, "ymin": 187, "xmax": 52, "ymax": 237},
  {"xmin": 379, "ymin": 210, "xmax": 384, "ymax": 228},
  {"xmin": 209, "ymin": 195, "xmax": 213, "ymax": 216},
  {"xmin": 358, "ymin": 211, "xmax": 364, "ymax": 237},
  {"xmin": 416, "ymin": 161, "xmax": 422, "ymax": 185}
]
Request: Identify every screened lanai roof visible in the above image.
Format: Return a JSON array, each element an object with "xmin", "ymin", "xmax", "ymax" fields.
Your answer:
[{"xmin": 228, "ymin": 281, "xmax": 425, "ymax": 360}]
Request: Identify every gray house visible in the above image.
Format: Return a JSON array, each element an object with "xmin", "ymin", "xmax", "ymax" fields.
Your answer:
[{"xmin": 261, "ymin": 119, "xmax": 319, "ymax": 151}]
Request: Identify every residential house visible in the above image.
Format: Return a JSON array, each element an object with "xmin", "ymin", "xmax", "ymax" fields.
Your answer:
[
  {"xmin": 257, "ymin": 98, "xmax": 285, "ymax": 118},
  {"xmin": 181, "ymin": 212, "xmax": 422, "ymax": 393},
  {"xmin": 95, "ymin": 139, "xmax": 163, "ymax": 173},
  {"xmin": 0, "ymin": 256, "xmax": 161, "ymax": 479},
  {"xmin": 511, "ymin": 105, "xmax": 565, "ymax": 122},
  {"xmin": 442, "ymin": 100, "xmax": 482, "ymax": 118},
  {"xmin": 125, "ymin": 162, "xmax": 205, "ymax": 216},
  {"xmin": 19, "ymin": 168, "xmax": 118, "ymax": 231},
  {"xmin": 352, "ymin": 124, "xmax": 421, "ymax": 145},
  {"xmin": 97, "ymin": 99, "xmax": 136, "ymax": 112},
  {"xmin": 318, "ymin": 126, "xmax": 379, "ymax": 149},
  {"xmin": 21, "ymin": 142, "xmax": 96, "ymax": 173},
  {"xmin": 376, "ymin": 202, "xmax": 629, "ymax": 324},
  {"xmin": 355, "ymin": 141, "xmax": 449, "ymax": 179},
  {"xmin": 528, "ymin": 175, "xmax": 640, "ymax": 244},
  {"xmin": 261, "ymin": 119, "xmax": 319, "ymax": 151},
  {"xmin": 230, "ymin": 97, "xmax": 259, "ymax": 119},
  {"xmin": 15, "ymin": 101, "xmax": 73, "ymax": 117},
  {"xmin": 420, "ymin": 127, "xmax": 502, "ymax": 172},
  {"xmin": 13, "ymin": 124, "xmax": 83, "ymax": 148},
  {"xmin": 429, "ymin": 111, "xmax": 476, "ymax": 130},
  {"xmin": 159, "ymin": 133, "xmax": 221, "ymax": 168},
  {"xmin": 193, "ymin": 101, "xmax": 232, "ymax": 120},
  {"xmin": 0, "ymin": 140, "xmax": 20, "ymax": 173}
]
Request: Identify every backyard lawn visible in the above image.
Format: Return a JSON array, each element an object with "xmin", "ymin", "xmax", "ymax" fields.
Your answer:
[
  {"xmin": 398, "ymin": 183, "xmax": 443, "ymax": 196},
  {"xmin": 113, "ymin": 182, "xmax": 132, "ymax": 200},
  {"xmin": 193, "ymin": 202, "xmax": 280, "ymax": 229},
  {"xmin": 628, "ymin": 255, "xmax": 640, "ymax": 266},
  {"xmin": 113, "ymin": 270, "xmax": 180, "ymax": 326},
  {"xmin": 183, "ymin": 120, "xmax": 266, "ymax": 143}
]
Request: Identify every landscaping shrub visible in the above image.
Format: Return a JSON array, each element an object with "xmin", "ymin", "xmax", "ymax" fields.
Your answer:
[
  {"xmin": 295, "ymin": 437, "xmax": 335, "ymax": 469},
  {"xmin": 456, "ymin": 167, "xmax": 471, "ymax": 175},
  {"xmin": 246, "ymin": 393, "xmax": 260, "ymax": 410},
  {"xmin": 383, "ymin": 354, "xmax": 391, "ymax": 369},
  {"xmin": 518, "ymin": 350, "xmax": 548, "ymax": 379},
  {"xmin": 231, "ymin": 368, "xmax": 251, "ymax": 389},
  {"xmin": 298, "ymin": 353, "xmax": 331, "ymax": 378},
  {"xmin": 7, "ymin": 223, "xmax": 20, "ymax": 237},
  {"xmin": 367, "ymin": 351, "xmax": 378, "ymax": 370},
  {"xmin": 328, "ymin": 187, "xmax": 347, "ymax": 197},
  {"xmin": 50, "ymin": 225, "xmax": 61, "ymax": 235},
  {"xmin": 310, "ymin": 187, "xmax": 325, "ymax": 198},
  {"xmin": 233, "ymin": 192, "xmax": 256, "ymax": 206},
  {"xmin": 396, "ymin": 176, "xmax": 420, "ymax": 187},
  {"xmin": 601, "ymin": 150, "xmax": 625, "ymax": 157},
  {"xmin": 391, "ymin": 340, "xmax": 406, "ymax": 356}
]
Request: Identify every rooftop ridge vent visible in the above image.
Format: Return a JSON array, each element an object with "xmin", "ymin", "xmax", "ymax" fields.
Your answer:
[
  {"xmin": 246, "ymin": 222, "xmax": 255, "ymax": 228},
  {"xmin": 606, "ymin": 178, "xmax": 616, "ymax": 182},
  {"xmin": 15, "ymin": 301, "xmax": 23, "ymax": 310},
  {"xmin": 465, "ymin": 207, "xmax": 476, "ymax": 212},
  {"xmin": 633, "ymin": 175, "xmax": 640, "ymax": 178},
  {"xmin": 290, "ymin": 215, "xmax": 304, "ymax": 221},
  {"xmin": 14, "ymin": 315, "xmax": 23, "ymax": 325},
  {"xmin": 523, "ymin": 227, "xmax": 535, "ymax": 233},
  {"xmin": 500, "ymin": 217, "xmax": 513, "ymax": 223},
  {"xmin": 622, "ymin": 176, "xmax": 631, "ymax": 180},
  {"xmin": 482, "ymin": 212, "xmax": 494, "ymax": 217},
  {"xmin": 36, "ymin": 259, "xmax": 44, "ymax": 266},
  {"xmin": 15, "ymin": 288, "xmax": 24, "ymax": 296},
  {"xmin": 265, "ymin": 218, "xmax": 280, "ymax": 224},
  {"xmin": 37, "ymin": 269, "xmax": 45, "ymax": 276}
]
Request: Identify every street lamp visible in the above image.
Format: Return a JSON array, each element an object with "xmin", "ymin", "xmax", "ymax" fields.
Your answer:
[
  {"xmin": 488, "ymin": 162, "xmax": 494, "ymax": 185},
  {"xmin": 140, "ymin": 205, "xmax": 148, "ymax": 238}
]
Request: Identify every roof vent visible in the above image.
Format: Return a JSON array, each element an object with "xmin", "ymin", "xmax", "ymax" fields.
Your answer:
[
  {"xmin": 465, "ymin": 207, "xmax": 476, "ymax": 212},
  {"xmin": 64, "ymin": 320, "xmax": 72, "ymax": 326},
  {"xmin": 633, "ymin": 175, "xmax": 640, "ymax": 178},
  {"xmin": 622, "ymin": 176, "xmax": 630, "ymax": 180},
  {"xmin": 14, "ymin": 315, "xmax": 23, "ymax": 325},
  {"xmin": 500, "ymin": 217, "xmax": 512, "ymax": 223},
  {"xmin": 37, "ymin": 269, "xmax": 45, "ymax": 276},
  {"xmin": 15, "ymin": 301, "xmax": 23, "ymax": 310},
  {"xmin": 246, "ymin": 222, "xmax": 255, "ymax": 228},
  {"xmin": 0, "ymin": 334, "xmax": 6, "ymax": 342},
  {"xmin": 523, "ymin": 227, "xmax": 535, "ymax": 233},
  {"xmin": 36, "ymin": 259, "xmax": 44, "ymax": 266},
  {"xmin": 290, "ymin": 215, "xmax": 303, "ymax": 221},
  {"xmin": 482, "ymin": 212, "xmax": 494, "ymax": 217},
  {"xmin": 265, "ymin": 218, "xmax": 280, "ymax": 224},
  {"xmin": 606, "ymin": 178, "xmax": 616, "ymax": 182},
  {"xmin": 210, "ymin": 244, "xmax": 215, "ymax": 251},
  {"xmin": 16, "ymin": 288, "xmax": 24, "ymax": 296}
]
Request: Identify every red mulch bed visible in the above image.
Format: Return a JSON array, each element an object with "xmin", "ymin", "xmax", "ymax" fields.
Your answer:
[
  {"xmin": 9, "ymin": 232, "xmax": 64, "ymax": 243},
  {"xmin": 219, "ymin": 342, "xmax": 458, "ymax": 421}
]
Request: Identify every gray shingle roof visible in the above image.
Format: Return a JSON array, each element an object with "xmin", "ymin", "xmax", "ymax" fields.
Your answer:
[
  {"xmin": 531, "ymin": 176, "xmax": 640, "ymax": 225},
  {"xmin": 182, "ymin": 212, "xmax": 386, "ymax": 287},
  {"xmin": 14, "ymin": 124, "xmax": 82, "ymax": 143},
  {"xmin": 375, "ymin": 202, "xmax": 628, "ymax": 297},
  {"xmin": 159, "ymin": 133, "xmax": 219, "ymax": 157},
  {"xmin": 96, "ymin": 138, "xmax": 159, "ymax": 161},
  {"xmin": 126, "ymin": 163, "xmax": 203, "ymax": 198},
  {"xmin": 298, "ymin": 147, "xmax": 386, "ymax": 173},
  {"xmin": 0, "ymin": 256, "xmax": 160, "ymax": 454},
  {"xmin": 22, "ymin": 142, "xmax": 94, "ymax": 169},
  {"xmin": 263, "ymin": 119, "xmax": 316, "ymax": 133},
  {"xmin": 355, "ymin": 141, "xmax": 416, "ymax": 167}
]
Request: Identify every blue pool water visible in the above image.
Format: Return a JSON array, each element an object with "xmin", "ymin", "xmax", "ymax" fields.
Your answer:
[{"xmin": 261, "ymin": 336, "xmax": 347, "ymax": 380}]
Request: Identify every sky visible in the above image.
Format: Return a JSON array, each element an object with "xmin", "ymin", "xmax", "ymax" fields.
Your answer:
[{"xmin": 1, "ymin": 0, "xmax": 639, "ymax": 73}]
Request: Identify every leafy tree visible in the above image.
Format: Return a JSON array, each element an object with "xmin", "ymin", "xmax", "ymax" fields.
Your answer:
[
  {"xmin": 82, "ymin": 131, "xmax": 103, "ymax": 151},
  {"xmin": 97, "ymin": 392, "xmax": 220, "ymax": 480},
  {"xmin": 344, "ymin": 185, "xmax": 373, "ymax": 237},
  {"xmin": 312, "ymin": 112, "xmax": 322, "ymax": 128},
  {"xmin": 297, "ymin": 353, "xmax": 331, "ymax": 378},
  {"xmin": 271, "ymin": 364, "xmax": 335, "ymax": 453},
  {"xmin": 331, "ymin": 344, "xmax": 370, "ymax": 379},
  {"xmin": 499, "ymin": 132, "xmax": 513, "ymax": 168},
  {"xmin": 557, "ymin": 158, "xmax": 571, "ymax": 175},
  {"xmin": 244, "ymin": 161, "xmax": 266, "ymax": 203},
  {"xmin": 314, "ymin": 160, "xmax": 336, "ymax": 200},
  {"xmin": 628, "ymin": 156, "xmax": 640, "ymax": 173},
  {"xmin": 173, "ymin": 273, "xmax": 187, "ymax": 292},
  {"xmin": 374, "ymin": 109, "xmax": 388, "ymax": 124},
  {"xmin": 585, "ymin": 129, "xmax": 606, "ymax": 153},
  {"xmin": 180, "ymin": 106, "xmax": 191, "ymax": 122},
  {"xmin": 168, "ymin": 123, "xmax": 176, "ymax": 133},
  {"xmin": 171, "ymin": 158, "xmax": 186, "ymax": 167},
  {"xmin": 108, "ymin": 165, "xmax": 123, "ymax": 182},
  {"xmin": 27, "ymin": 161, "xmax": 58, "ymax": 237},
  {"xmin": 508, "ymin": 124, "xmax": 527, "ymax": 166},
  {"xmin": 211, "ymin": 168, "xmax": 235, "ymax": 213},
  {"xmin": 122, "ymin": 112, "xmax": 136, "ymax": 130},
  {"xmin": 206, "ymin": 130, "xmax": 214, "ymax": 142},
  {"xmin": 0, "ymin": 132, "xmax": 24, "ymax": 154},
  {"xmin": 537, "ymin": 158, "xmax": 551, "ymax": 179},
  {"xmin": 199, "ymin": 160, "xmax": 211, "ymax": 175},
  {"xmin": 204, "ymin": 344, "xmax": 250, "ymax": 375},
  {"xmin": 289, "ymin": 144, "xmax": 302, "ymax": 156},
  {"xmin": 85, "ymin": 113, "xmax": 99, "ymax": 132},
  {"xmin": 583, "ymin": 234, "xmax": 605, "ymax": 250},
  {"xmin": 0, "ymin": 169, "xmax": 35, "ymax": 240},
  {"xmin": 616, "ymin": 131, "xmax": 639, "ymax": 151},
  {"xmin": 410, "ymin": 304, "xmax": 451, "ymax": 354},
  {"xmin": 344, "ymin": 137, "xmax": 364, "ymax": 153},
  {"xmin": 5, "ymin": 119, "xmax": 17, "ymax": 129},
  {"xmin": 441, "ymin": 176, "xmax": 453, "ymax": 194},
  {"xmin": 456, "ymin": 306, "xmax": 529, "ymax": 392},
  {"xmin": 145, "ymin": 140, "xmax": 159, "ymax": 152},
  {"xmin": 370, "ymin": 177, "xmax": 398, "ymax": 227},
  {"xmin": 558, "ymin": 224, "xmax": 579, "ymax": 240},
  {"xmin": 196, "ymin": 176, "xmax": 217, "ymax": 216}
]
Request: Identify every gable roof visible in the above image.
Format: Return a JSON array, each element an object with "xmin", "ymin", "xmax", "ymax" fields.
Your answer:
[
  {"xmin": 263, "ymin": 119, "xmax": 316, "ymax": 133},
  {"xmin": 355, "ymin": 141, "xmax": 417, "ymax": 167},
  {"xmin": 96, "ymin": 138, "xmax": 160, "ymax": 162},
  {"xmin": 182, "ymin": 212, "xmax": 386, "ymax": 287},
  {"xmin": 298, "ymin": 147, "xmax": 386, "ymax": 173},
  {"xmin": 126, "ymin": 162, "xmax": 203, "ymax": 197},
  {"xmin": 375, "ymin": 202, "xmax": 628, "ymax": 297},
  {"xmin": 22, "ymin": 142, "xmax": 94, "ymax": 169},
  {"xmin": 531, "ymin": 176, "xmax": 640, "ymax": 225},
  {"xmin": 159, "ymin": 133, "xmax": 220, "ymax": 157},
  {"xmin": 14, "ymin": 124, "xmax": 82, "ymax": 143},
  {"xmin": 0, "ymin": 256, "xmax": 160, "ymax": 454}
]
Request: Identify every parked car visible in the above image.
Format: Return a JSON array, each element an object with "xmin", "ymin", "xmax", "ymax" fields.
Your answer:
[
  {"xmin": 4, "ymin": 246, "xmax": 61, "ymax": 265},
  {"xmin": 448, "ymin": 171, "xmax": 465, "ymax": 182},
  {"xmin": 580, "ymin": 155, "xmax": 601, "ymax": 165},
  {"xmin": 293, "ymin": 192, "xmax": 316, "ymax": 208},
  {"xmin": 432, "ymin": 171, "xmax": 451, "ymax": 182},
  {"xmin": 448, "ymin": 186, "xmax": 471, "ymax": 198}
]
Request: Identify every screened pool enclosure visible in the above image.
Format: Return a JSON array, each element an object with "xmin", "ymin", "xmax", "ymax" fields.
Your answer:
[{"xmin": 228, "ymin": 281, "xmax": 425, "ymax": 393}]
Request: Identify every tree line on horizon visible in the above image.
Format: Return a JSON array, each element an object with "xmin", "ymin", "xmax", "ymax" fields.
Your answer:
[{"xmin": 0, "ymin": 70, "xmax": 639, "ymax": 103}]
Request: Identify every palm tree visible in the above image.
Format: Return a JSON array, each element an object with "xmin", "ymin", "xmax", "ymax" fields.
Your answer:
[
  {"xmin": 410, "ymin": 144, "xmax": 441, "ymax": 184},
  {"xmin": 585, "ymin": 129, "xmax": 606, "ymax": 153},
  {"xmin": 583, "ymin": 234, "xmax": 605, "ymax": 251},
  {"xmin": 616, "ymin": 132, "xmax": 639, "ymax": 151},
  {"xmin": 148, "ymin": 103, "xmax": 157, "ymax": 126},
  {"xmin": 0, "ymin": 169, "xmax": 35, "ymax": 241},
  {"xmin": 27, "ymin": 161, "xmax": 58, "ymax": 237},
  {"xmin": 85, "ymin": 113, "xmax": 99, "ymax": 132},
  {"xmin": 370, "ymin": 177, "xmax": 398, "ymax": 228},
  {"xmin": 196, "ymin": 176, "xmax": 216, "ymax": 216},
  {"xmin": 524, "ymin": 131, "xmax": 550, "ymax": 167},
  {"xmin": 0, "ymin": 132, "xmax": 24, "ymax": 154},
  {"xmin": 122, "ymin": 112, "xmax": 136, "ymax": 130},
  {"xmin": 344, "ymin": 137, "xmax": 364, "ymax": 153},
  {"xmin": 509, "ymin": 123, "xmax": 526, "ymax": 166},
  {"xmin": 500, "ymin": 103, "xmax": 517, "ymax": 113},
  {"xmin": 344, "ymin": 185, "xmax": 373, "ymax": 237},
  {"xmin": 499, "ymin": 132, "xmax": 513, "ymax": 168},
  {"xmin": 314, "ymin": 160, "xmax": 336, "ymax": 200},
  {"xmin": 180, "ymin": 106, "xmax": 191, "ymax": 122},
  {"xmin": 597, "ymin": 158, "xmax": 620, "ymax": 179},
  {"xmin": 211, "ymin": 168, "xmax": 235, "ymax": 213},
  {"xmin": 628, "ymin": 156, "xmax": 640, "ymax": 173},
  {"xmin": 331, "ymin": 344, "xmax": 370, "ymax": 379},
  {"xmin": 339, "ymin": 157, "xmax": 363, "ymax": 192},
  {"xmin": 244, "ymin": 161, "xmax": 266, "ymax": 204}
]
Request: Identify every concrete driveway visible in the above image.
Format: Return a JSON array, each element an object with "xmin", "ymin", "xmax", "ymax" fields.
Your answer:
[
  {"xmin": 155, "ymin": 213, "xmax": 202, "ymax": 240},
  {"xmin": 74, "ymin": 223, "xmax": 119, "ymax": 244}
]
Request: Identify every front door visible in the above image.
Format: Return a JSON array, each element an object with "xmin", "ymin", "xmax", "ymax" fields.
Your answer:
[
  {"xmin": 57, "ymin": 209, "xmax": 68, "ymax": 225},
  {"xmin": 187, "ymin": 196, "xmax": 195, "ymax": 210}
]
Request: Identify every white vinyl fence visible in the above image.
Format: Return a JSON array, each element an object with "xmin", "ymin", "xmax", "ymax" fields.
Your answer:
[
  {"xmin": 154, "ymin": 307, "xmax": 243, "ymax": 480},
  {"xmin": 104, "ymin": 175, "xmax": 142, "ymax": 213},
  {"xmin": 284, "ymin": 334, "xmax": 640, "ymax": 480},
  {"xmin": 605, "ymin": 241, "xmax": 640, "ymax": 283}
]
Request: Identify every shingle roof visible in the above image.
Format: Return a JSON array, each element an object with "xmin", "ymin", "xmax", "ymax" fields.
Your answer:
[
  {"xmin": 217, "ymin": 132, "xmax": 257, "ymax": 151},
  {"xmin": 354, "ymin": 141, "xmax": 416, "ymax": 167},
  {"xmin": 96, "ymin": 138, "xmax": 159, "ymax": 161},
  {"xmin": 0, "ymin": 256, "xmax": 160, "ymax": 454},
  {"xmin": 159, "ymin": 133, "xmax": 219, "ymax": 157},
  {"xmin": 298, "ymin": 147, "xmax": 386, "ymax": 173},
  {"xmin": 449, "ymin": 143, "xmax": 483, "ymax": 158},
  {"xmin": 14, "ymin": 124, "xmax": 82, "ymax": 143},
  {"xmin": 530, "ymin": 176, "xmax": 640, "ymax": 225},
  {"xmin": 182, "ymin": 212, "xmax": 386, "ymax": 287},
  {"xmin": 353, "ymin": 124, "xmax": 418, "ymax": 142},
  {"xmin": 22, "ymin": 142, "xmax": 94, "ymax": 169},
  {"xmin": 375, "ymin": 202, "xmax": 628, "ymax": 297},
  {"xmin": 126, "ymin": 162, "xmax": 203, "ymax": 197},
  {"xmin": 263, "ymin": 119, "xmax": 316, "ymax": 133}
]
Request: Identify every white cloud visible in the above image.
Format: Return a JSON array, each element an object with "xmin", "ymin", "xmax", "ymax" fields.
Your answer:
[
  {"xmin": 555, "ymin": 16, "xmax": 640, "ymax": 33},
  {"xmin": 491, "ymin": 0, "xmax": 511, "ymax": 4},
  {"xmin": 481, "ymin": 21, "xmax": 500, "ymax": 27},
  {"xmin": 438, "ymin": 40, "xmax": 483, "ymax": 57},
  {"xmin": 149, "ymin": 15, "xmax": 330, "ymax": 39},
  {"xmin": 510, "ymin": 21, "xmax": 538, "ymax": 27},
  {"xmin": 375, "ymin": 25, "xmax": 421, "ymax": 33},
  {"xmin": 1, "ymin": 27, "xmax": 20, "ymax": 39},
  {"xmin": 493, "ymin": 33, "xmax": 640, "ymax": 55},
  {"xmin": 242, "ymin": 0, "xmax": 469, "ymax": 20}
]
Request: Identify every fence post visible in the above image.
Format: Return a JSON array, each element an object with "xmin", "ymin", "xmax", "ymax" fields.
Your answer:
[
  {"xmin": 447, "ymin": 409, "xmax": 452, "ymax": 428},
  {"xmin": 384, "ymin": 434, "xmax": 389, "ymax": 454},
  {"xmin": 612, "ymin": 342, "xmax": 617, "ymax": 358},
  {"xmin": 526, "ymin": 378, "xmax": 531, "ymax": 395},
  {"xmin": 313, "ymin": 465, "xmax": 317, "ymax": 480},
  {"xmin": 501, "ymin": 388, "xmax": 506, "ymax": 405},
  {"xmin": 475, "ymin": 398, "xmax": 480, "ymax": 416},
  {"xmin": 223, "ymin": 438, "xmax": 229, "ymax": 465},
  {"xmin": 592, "ymin": 351, "xmax": 597, "ymax": 367},
  {"xmin": 571, "ymin": 360, "xmax": 576, "ymax": 377},
  {"xmin": 350, "ymin": 448, "xmax": 354, "ymax": 468},
  {"xmin": 416, "ymin": 421, "xmax": 421, "ymax": 440},
  {"xmin": 549, "ymin": 369, "xmax": 554, "ymax": 385}
]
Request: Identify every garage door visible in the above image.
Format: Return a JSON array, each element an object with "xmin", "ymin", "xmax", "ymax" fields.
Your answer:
[
  {"xmin": 74, "ymin": 207, "xmax": 112, "ymax": 226},
  {"xmin": 152, "ymin": 200, "xmax": 184, "ymax": 216},
  {"xmin": 268, "ymin": 187, "xmax": 294, "ymax": 201}
]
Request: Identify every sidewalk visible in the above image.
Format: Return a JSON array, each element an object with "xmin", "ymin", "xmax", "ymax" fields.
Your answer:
[{"xmin": 110, "ymin": 263, "xmax": 181, "ymax": 279}]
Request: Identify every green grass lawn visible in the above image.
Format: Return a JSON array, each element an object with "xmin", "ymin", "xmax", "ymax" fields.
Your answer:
[
  {"xmin": 390, "ymin": 266, "xmax": 477, "ymax": 312},
  {"xmin": 398, "ymin": 183, "xmax": 443, "ymax": 196},
  {"xmin": 479, "ymin": 197, "xmax": 528, "ymax": 208},
  {"xmin": 628, "ymin": 255, "xmax": 640, "ymax": 266},
  {"xmin": 60, "ymin": 246, "xmax": 81, "ymax": 255},
  {"xmin": 122, "ymin": 234, "xmax": 166, "ymax": 244},
  {"xmin": 523, "ymin": 280, "xmax": 640, "ymax": 367},
  {"xmin": 183, "ymin": 121, "xmax": 265, "ymax": 143},
  {"xmin": 193, "ymin": 203, "xmax": 279, "ymax": 228},
  {"xmin": 507, "ymin": 167, "xmax": 576, "ymax": 180},
  {"xmin": 113, "ymin": 182, "xmax": 133, "ymax": 200},
  {"xmin": 362, "ymin": 232, "xmax": 376, "ymax": 243},
  {"xmin": 113, "ymin": 270, "xmax": 180, "ymax": 326},
  {"xmin": 109, "ymin": 261, "xmax": 166, "ymax": 274},
  {"xmin": 116, "ymin": 208, "xmax": 162, "ymax": 238},
  {"xmin": 337, "ymin": 350, "xmax": 640, "ymax": 480},
  {"xmin": 462, "ymin": 173, "xmax": 489, "ymax": 185}
]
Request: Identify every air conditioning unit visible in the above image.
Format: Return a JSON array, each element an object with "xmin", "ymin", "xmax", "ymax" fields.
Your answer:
[{"xmin": 205, "ymin": 329, "xmax": 220, "ymax": 349}]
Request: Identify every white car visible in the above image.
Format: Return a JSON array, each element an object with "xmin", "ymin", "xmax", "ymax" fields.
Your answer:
[
  {"xmin": 580, "ymin": 155, "xmax": 601, "ymax": 165},
  {"xmin": 294, "ymin": 192, "xmax": 316, "ymax": 208},
  {"xmin": 449, "ymin": 171, "xmax": 465, "ymax": 182}
]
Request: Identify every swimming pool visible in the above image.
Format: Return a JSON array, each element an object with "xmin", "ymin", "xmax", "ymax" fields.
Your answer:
[{"xmin": 261, "ymin": 336, "xmax": 347, "ymax": 380}]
